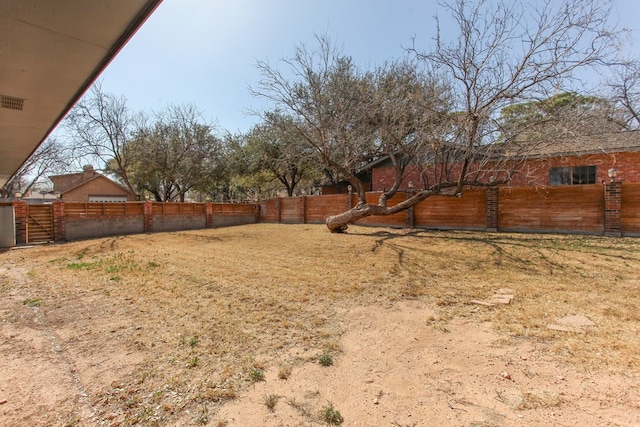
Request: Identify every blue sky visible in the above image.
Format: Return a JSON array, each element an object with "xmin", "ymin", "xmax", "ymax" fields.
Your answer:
[{"xmin": 97, "ymin": 0, "xmax": 640, "ymax": 135}]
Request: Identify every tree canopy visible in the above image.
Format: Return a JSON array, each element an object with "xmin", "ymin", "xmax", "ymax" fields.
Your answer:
[
  {"xmin": 126, "ymin": 104, "xmax": 222, "ymax": 202},
  {"xmin": 498, "ymin": 92, "xmax": 626, "ymax": 143},
  {"xmin": 251, "ymin": 0, "xmax": 620, "ymax": 231}
]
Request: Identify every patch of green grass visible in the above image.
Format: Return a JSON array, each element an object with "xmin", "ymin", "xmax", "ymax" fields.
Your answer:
[
  {"xmin": 186, "ymin": 357, "xmax": 199, "ymax": 368},
  {"xmin": 320, "ymin": 402, "xmax": 343, "ymax": 425},
  {"xmin": 249, "ymin": 368, "xmax": 265, "ymax": 383},
  {"xmin": 189, "ymin": 337, "xmax": 199, "ymax": 348},
  {"xmin": 66, "ymin": 261, "xmax": 96, "ymax": 270},
  {"xmin": 318, "ymin": 353, "xmax": 333, "ymax": 367},
  {"xmin": 64, "ymin": 252, "xmax": 141, "ymax": 275},
  {"xmin": 22, "ymin": 297, "xmax": 42, "ymax": 307},
  {"xmin": 104, "ymin": 265, "xmax": 119, "ymax": 273}
]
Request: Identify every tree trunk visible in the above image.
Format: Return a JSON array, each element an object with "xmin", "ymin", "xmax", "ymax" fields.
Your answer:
[
  {"xmin": 325, "ymin": 189, "xmax": 442, "ymax": 232},
  {"xmin": 325, "ymin": 204, "xmax": 389, "ymax": 232}
]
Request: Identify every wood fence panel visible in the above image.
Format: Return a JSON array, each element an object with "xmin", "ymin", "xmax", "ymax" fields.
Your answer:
[
  {"xmin": 622, "ymin": 183, "xmax": 640, "ymax": 235},
  {"xmin": 211, "ymin": 203, "xmax": 254, "ymax": 214},
  {"xmin": 280, "ymin": 197, "xmax": 303, "ymax": 223},
  {"xmin": 414, "ymin": 188, "xmax": 487, "ymax": 229},
  {"xmin": 259, "ymin": 200, "xmax": 278, "ymax": 223},
  {"xmin": 26, "ymin": 204, "xmax": 53, "ymax": 243},
  {"xmin": 355, "ymin": 192, "xmax": 407, "ymax": 227},
  {"xmin": 306, "ymin": 194, "xmax": 349, "ymax": 223},
  {"xmin": 65, "ymin": 202, "xmax": 144, "ymax": 217},
  {"xmin": 150, "ymin": 202, "xmax": 206, "ymax": 216},
  {"xmin": 499, "ymin": 185, "xmax": 604, "ymax": 233}
]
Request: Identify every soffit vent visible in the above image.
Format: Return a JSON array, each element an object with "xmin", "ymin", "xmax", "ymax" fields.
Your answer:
[{"xmin": 1, "ymin": 95, "xmax": 25, "ymax": 111}]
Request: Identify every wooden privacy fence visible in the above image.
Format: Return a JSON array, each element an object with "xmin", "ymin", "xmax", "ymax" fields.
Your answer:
[
  {"xmin": 6, "ymin": 182, "xmax": 640, "ymax": 246},
  {"xmin": 259, "ymin": 182, "xmax": 640, "ymax": 237},
  {"xmin": 622, "ymin": 183, "xmax": 640, "ymax": 233},
  {"xmin": 10, "ymin": 201, "xmax": 259, "ymax": 245}
]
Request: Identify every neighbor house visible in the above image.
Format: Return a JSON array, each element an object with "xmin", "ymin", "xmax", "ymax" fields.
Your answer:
[
  {"xmin": 369, "ymin": 130, "xmax": 640, "ymax": 191},
  {"xmin": 49, "ymin": 166, "xmax": 136, "ymax": 202}
]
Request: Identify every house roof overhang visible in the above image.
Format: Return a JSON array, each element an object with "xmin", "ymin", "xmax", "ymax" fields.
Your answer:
[{"xmin": 0, "ymin": 0, "xmax": 163, "ymax": 189}]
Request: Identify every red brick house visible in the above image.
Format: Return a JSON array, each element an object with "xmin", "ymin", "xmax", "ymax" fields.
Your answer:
[
  {"xmin": 49, "ymin": 166, "xmax": 136, "ymax": 202},
  {"xmin": 370, "ymin": 130, "xmax": 640, "ymax": 191}
]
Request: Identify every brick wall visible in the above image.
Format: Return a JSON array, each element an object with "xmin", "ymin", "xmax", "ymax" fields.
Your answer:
[
  {"xmin": 508, "ymin": 152, "xmax": 634, "ymax": 186},
  {"xmin": 371, "ymin": 151, "xmax": 640, "ymax": 190}
]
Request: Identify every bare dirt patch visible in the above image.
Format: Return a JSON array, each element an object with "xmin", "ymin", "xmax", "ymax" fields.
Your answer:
[{"xmin": 1, "ymin": 224, "xmax": 639, "ymax": 426}]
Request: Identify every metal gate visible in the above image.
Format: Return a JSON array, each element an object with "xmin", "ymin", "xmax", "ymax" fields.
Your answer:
[{"xmin": 26, "ymin": 204, "xmax": 54, "ymax": 244}]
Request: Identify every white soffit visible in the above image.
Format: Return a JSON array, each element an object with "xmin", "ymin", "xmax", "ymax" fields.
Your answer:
[{"xmin": 0, "ymin": 0, "xmax": 163, "ymax": 188}]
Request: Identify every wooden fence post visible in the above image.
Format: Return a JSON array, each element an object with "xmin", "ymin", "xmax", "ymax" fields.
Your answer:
[
  {"xmin": 275, "ymin": 198, "xmax": 281, "ymax": 223},
  {"xmin": 486, "ymin": 187, "xmax": 498, "ymax": 232},
  {"xmin": 604, "ymin": 182, "xmax": 622, "ymax": 236}
]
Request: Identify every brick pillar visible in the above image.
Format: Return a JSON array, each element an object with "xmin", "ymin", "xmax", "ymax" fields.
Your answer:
[
  {"xmin": 12, "ymin": 201, "xmax": 27, "ymax": 245},
  {"xmin": 486, "ymin": 187, "xmax": 498, "ymax": 232},
  {"xmin": 301, "ymin": 196, "xmax": 307, "ymax": 224},
  {"xmin": 275, "ymin": 198, "xmax": 281, "ymax": 223},
  {"xmin": 604, "ymin": 182, "xmax": 622, "ymax": 237},
  {"xmin": 52, "ymin": 201, "xmax": 65, "ymax": 241},
  {"xmin": 405, "ymin": 190, "xmax": 415, "ymax": 228},
  {"xmin": 143, "ymin": 201, "xmax": 154, "ymax": 232},
  {"xmin": 205, "ymin": 203, "xmax": 214, "ymax": 228}
]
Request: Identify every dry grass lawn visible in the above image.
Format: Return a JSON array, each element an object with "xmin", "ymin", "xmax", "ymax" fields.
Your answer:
[{"xmin": 1, "ymin": 224, "xmax": 639, "ymax": 426}]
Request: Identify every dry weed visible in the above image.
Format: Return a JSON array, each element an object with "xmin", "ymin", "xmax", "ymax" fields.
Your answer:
[{"xmin": 2, "ymin": 224, "xmax": 639, "ymax": 425}]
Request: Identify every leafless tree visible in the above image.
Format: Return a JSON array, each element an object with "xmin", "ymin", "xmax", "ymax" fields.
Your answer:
[
  {"xmin": 64, "ymin": 81, "xmax": 142, "ymax": 195},
  {"xmin": 1, "ymin": 138, "xmax": 70, "ymax": 198},
  {"xmin": 607, "ymin": 59, "xmax": 640, "ymax": 129}
]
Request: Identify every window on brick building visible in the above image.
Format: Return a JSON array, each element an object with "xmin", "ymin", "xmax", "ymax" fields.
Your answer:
[{"xmin": 549, "ymin": 165, "xmax": 596, "ymax": 185}]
